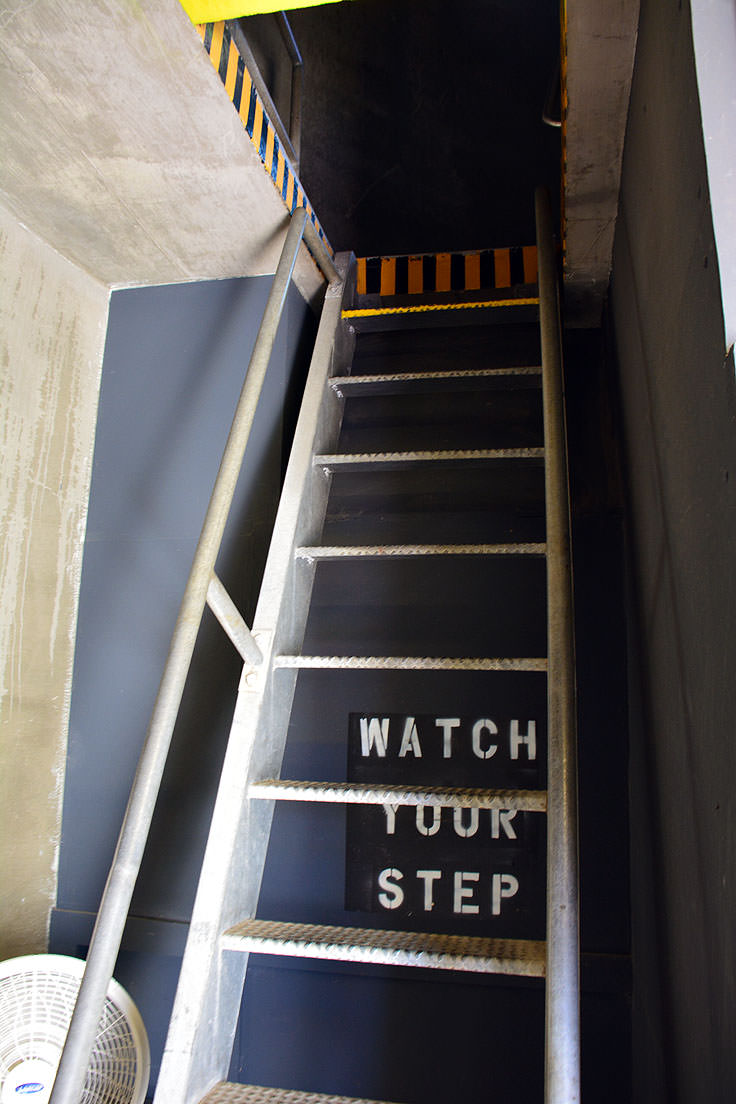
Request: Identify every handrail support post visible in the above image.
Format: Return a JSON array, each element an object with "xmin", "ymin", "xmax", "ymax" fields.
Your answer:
[{"xmin": 536, "ymin": 185, "xmax": 581, "ymax": 1104}]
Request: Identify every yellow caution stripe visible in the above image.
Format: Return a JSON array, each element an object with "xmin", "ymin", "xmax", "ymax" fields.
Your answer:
[
  {"xmin": 355, "ymin": 247, "xmax": 537, "ymax": 298},
  {"xmin": 197, "ymin": 21, "xmax": 332, "ymax": 257},
  {"xmin": 343, "ymin": 298, "xmax": 540, "ymax": 319}
]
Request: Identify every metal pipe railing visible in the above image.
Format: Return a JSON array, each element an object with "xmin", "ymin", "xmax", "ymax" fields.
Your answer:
[
  {"xmin": 275, "ymin": 11, "xmax": 303, "ymax": 169},
  {"xmin": 206, "ymin": 572, "xmax": 263, "ymax": 666},
  {"xmin": 49, "ymin": 206, "xmax": 338, "ymax": 1104},
  {"xmin": 230, "ymin": 18, "xmax": 301, "ymax": 173},
  {"xmin": 535, "ymin": 185, "xmax": 580, "ymax": 1103}
]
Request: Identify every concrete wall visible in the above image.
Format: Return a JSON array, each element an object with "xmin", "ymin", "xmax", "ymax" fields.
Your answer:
[
  {"xmin": 610, "ymin": 2, "xmax": 736, "ymax": 1099},
  {"xmin": 0, "ymin": 0, "xmax": 323, "ymax": 303},
  {"xmin": 0, "ymin": 204, "xmax": 109, "ymax": 959}
]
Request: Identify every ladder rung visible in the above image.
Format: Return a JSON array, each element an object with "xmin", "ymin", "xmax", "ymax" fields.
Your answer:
[
  {"xmin": 329, "ymin": 366, "xmax": 542, "ymax": 392},
  {"xmin": 221, "ymin": 919, "xmax": 546, "ymax": 978},
  {"xmin": 200, "ymin": 1083, "xmax": 402, "ymax": 1104},
  {"xmin": 249, "ymin": 779, "xmax": 547, "ymax": 811},
  {"xmin": 314, "ymin": 448, "xmax": 544, "ymax": 471},
  {"xmin": 296, "ymin": 542, "xmax": 546, "ymax": 559},
  {"xmin": 274, "ymin": 655, "xmax": 547, "ymax": 672}
]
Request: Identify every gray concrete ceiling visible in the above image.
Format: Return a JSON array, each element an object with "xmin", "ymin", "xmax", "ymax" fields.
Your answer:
[{"xmin": 0, "ymin": 0, "xmax": 324, "ymax": 300}]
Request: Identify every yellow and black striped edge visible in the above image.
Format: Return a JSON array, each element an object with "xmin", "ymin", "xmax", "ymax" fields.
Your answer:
[
  {"xmin": 197, "ymin": 21, "xmax": 332, "ymax": 257},
  {"xmin": 342, "ymin": 297, "xmax": 540, "ymax": 319},
  {"xmin": 354, "ymin": 247, "xmax": 538, "ymax": 300}
]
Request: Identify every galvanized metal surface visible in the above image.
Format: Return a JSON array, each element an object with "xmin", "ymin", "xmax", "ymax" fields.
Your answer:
[
  {"xmin": 314, "ymin": 448, "xmax": 544, "ymax": 471},
  {"xmin": 201, "ymin": 1083, "xmax": 400, "ymax": 1104},
  {"xmin": 152, "ymin": 253, "xmax": 352, "ymax": 1104},
  {"xmin": 229, "ymin": 20, "xmax": 299, "ymax": 171},
  {"xmin": 302, "ymin": 217, "xmax": 339, "ymax": 285},
  {"xmin": 49, "ymin": 207, "xmax": 323, "ymax": 1104},
  {"xmin": 207, "ymin": 573, "xmax": 264, "ymax": 666},
  {"xmin": 274, "ymin": 12, "xmax": 303, "ymax": 170},
  {"xmin": 249, "ymin": 779, "xmax": 548, "ymax": 811},
  {"xmin": 274, "ymin": 654, "xmax": 547, "ymax": 672},
  {"xmin": 221, "ymin": 919, "xmax": 546, "ymax": 978},
  {"xmin": 329, "ymin": 366, "xmax": 542, "ymax": 393},
  {"xmin": 296, "ymin": 543, "xmax": 546, "ymax": 559},
  {"xmin": 536, "ymin": 186, "xmax": 580, "ymax": 1102}
]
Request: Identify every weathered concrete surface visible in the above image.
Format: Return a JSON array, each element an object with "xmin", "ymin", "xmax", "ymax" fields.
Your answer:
[
  {"xmin": 0, "ymin": 204, "xmax": 109, "ymax": 957},
  {"xmin": 611, "ymin": 2, "xmax": 736, "ymax": 1099},
  {"xmin": 564, "ymin": 0, "xmax": 639, "ymax": 323},
  {"xmin": 0, "ymin": 0, "xmax": 323, "ymax": 302}
]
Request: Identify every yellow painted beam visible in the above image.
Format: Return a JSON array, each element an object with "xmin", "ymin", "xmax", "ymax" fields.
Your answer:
[
  {"xmin": 343, "ymin": 299, "xmax": 540, "ymax": 319},
  {"xmin": 181, "ymin": 0, "xmax": 348, "ymax": 22}
]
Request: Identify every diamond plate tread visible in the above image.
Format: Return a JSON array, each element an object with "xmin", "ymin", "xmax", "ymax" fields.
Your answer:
[
  {"xmin": 200, "ymin": 1083, "xmax": 402, "ymax": 1104},
  {"xmin": 329, "ymin": 366, "xmax": 542, "ymax": 391},
  {"xmin": 296, "ymin": 542, "xmax": 546, "ymax": 559},
  {"xmin": 221, "ymin": 919, "xmax": 546, "ymax": 978},
  {"xmin": 274, "ymin": 655, "xmax": 547, "ymax": 672},
  {"xmin": 314, "ymin": 448, "xmax": 544, "ymax": 470},
  {"xmin": 249, "ymin": 779, "xmax": 547, "ymax": 811}
]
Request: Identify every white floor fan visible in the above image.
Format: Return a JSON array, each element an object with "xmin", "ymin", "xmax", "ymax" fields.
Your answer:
[{"xmin": 0, "ymin": 955, "xmax": 150, "ymax": 1104}]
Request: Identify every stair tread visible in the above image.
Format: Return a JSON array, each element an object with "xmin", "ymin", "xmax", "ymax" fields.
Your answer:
[
  {"xmin": 329, "ymin": 367, "xmax": 542, "ymax": 398},
  {"xmin": 222, "ymin": 918, "xmax": 546, "ymax": 977},
  {"xmin": 274, "ymin": 654, "xmax": 547, "ymax": 671},
  {"xmin": 314, "ymin": 448, "xmax": 544, "ymax": 470},
  {"xmin": 296, "ymin": 542, "xmax": 546, "ymax": 558},
  {"xmin": 249, "ymin": 779, "xmax": 547, "ymax": 811},
  {"xmin": 201, "ymin": 1084, "xmax": 402, "ymax": 1104},
  {"xmin": 330, "ymin": 366, "xmax": 541, "ymax": 387}
]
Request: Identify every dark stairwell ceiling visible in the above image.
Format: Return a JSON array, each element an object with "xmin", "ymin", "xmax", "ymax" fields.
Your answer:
[{"xmin": 245, "ymin": 0, "xmax": 561, "ymax": 257}]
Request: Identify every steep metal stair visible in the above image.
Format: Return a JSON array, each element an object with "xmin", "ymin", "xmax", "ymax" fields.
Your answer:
[
  {"xmin": 151, "ymin": 191, "xmax": 578, "ymax": 1103},
  {"xmin": 48, "ymin": 192, "xmax": 577, "ymax": 1104}
]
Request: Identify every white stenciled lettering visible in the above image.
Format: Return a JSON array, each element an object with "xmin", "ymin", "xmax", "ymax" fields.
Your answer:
[
  {"xmin": 382, "ymin": 803, "xmax": 401, "ymax": 835},
  {"xmin": 510, "ymin": 719, "xmax": 536, "ymax": 760},
  {"xmin": 435, "ymin": 716, "xmax": 460, "ymax": 758},
  {"xmin": 454, "ymin": 871, "xmax": 480, "ymax": 914},
  {"xmin": 360, "ymin": 716, "xmax": 389, "ymax": 757},
  {"xmin": 398, "ymin": 716, "xmax": 422, "ymax": 757},
  {"xmin": 453, "ymin": 807, "xmax": 479, "ymax": 837},
  {"xmin": 416, "ymin": 869, "xmax": 442, "ymax": 911},
  {"xmin": 491, "ymin": 873, "xmax": 519, "ymax": 915},
  {"xmin": 472, "ymin": 718, "xmax": 498, "ymax": 759},
  {"xmin": 491, "ymin": 809, "xmax": 518, "ymax": 839},
  {"xmin": 378, "ymin": 868, "xmax": 404, "ymax": 909},
  {"xmin": 416, "ymin": 805, "xmax": 442, "ymax": 836}
]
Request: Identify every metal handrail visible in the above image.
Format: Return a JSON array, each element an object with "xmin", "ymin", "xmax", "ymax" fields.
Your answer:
[
  {"xmin": 230, "ymin": 14, "xmax": 303, "ymax": 173},
  {"xmin": 535, "ymin": 185, "xmax": 580, "ymax": 1103},
  {"xmin": 49, "ymin": 207, "xmax": 339, "ymax": 1104},
  {"xmin": 275, "ymin": 11, "xmax": 303, "ymax": 169}
]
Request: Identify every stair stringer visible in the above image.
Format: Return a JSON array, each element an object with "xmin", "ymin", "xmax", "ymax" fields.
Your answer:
[{"xmin": 153, "ymin": 254, "xmax": 356, "ymax": 1104}]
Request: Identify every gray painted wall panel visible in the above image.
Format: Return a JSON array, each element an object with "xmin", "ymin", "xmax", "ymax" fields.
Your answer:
[{"xmin": 51, "ymin": 275, "xmax": 316, "ymax": 1087}]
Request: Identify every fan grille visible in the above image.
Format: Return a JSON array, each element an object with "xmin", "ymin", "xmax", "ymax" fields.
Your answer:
[{"xmin": 0, "ymin": 956, "xmax": 148, "ymax": 1104}]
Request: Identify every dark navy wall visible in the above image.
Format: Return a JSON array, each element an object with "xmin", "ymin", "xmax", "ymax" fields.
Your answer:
[
  {"xmin": 50, "ymin": 275, "xmax": 316, "ymax": 1088},
  {"xmin": 610, "ymin": 3, "xmax": 736, "ymax": 1099}
]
